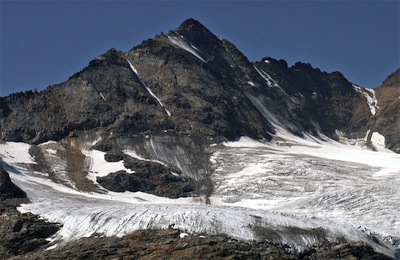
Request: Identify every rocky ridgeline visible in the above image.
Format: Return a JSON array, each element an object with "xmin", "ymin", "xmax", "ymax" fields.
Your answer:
[{"xmin": 9, "ymin": 229, "xmax": 394, "ymax": 260}]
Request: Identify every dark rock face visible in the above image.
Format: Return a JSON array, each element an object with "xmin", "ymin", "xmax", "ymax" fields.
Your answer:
[
  {"xmin": 97, "ymin": 157, "xmax": 194, "ymax": 198},
  {"xmin": 0, "ymin": 166, "xmax": 26, "ymax": 200},
  {"xmin": 123, "ymin": 20, "xmax": 279, "ymax": 140},
  {"xmin": 372, "ymin": 69, "xmax": 400, "ymax": 152},
  {"xmin": 254, "ymin": 58, "xmax": 373, "ymax": 139},
  {"xmin": 0, "ymin": 20, "xmax": 276, "ymax": 144}
]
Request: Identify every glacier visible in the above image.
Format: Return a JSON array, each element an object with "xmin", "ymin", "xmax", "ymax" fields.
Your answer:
[{"xmin": 0, "ymin": 132, "xmax": 399, "ymax": 258}]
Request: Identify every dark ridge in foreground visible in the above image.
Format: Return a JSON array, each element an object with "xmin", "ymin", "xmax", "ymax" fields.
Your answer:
[
  {"xmin": 0, "ymin": 166, "xmax": 60, "ymax": 258},
  {"xmin": 7, "ymin": 229, "xmax": 394, "ymax": 260}
]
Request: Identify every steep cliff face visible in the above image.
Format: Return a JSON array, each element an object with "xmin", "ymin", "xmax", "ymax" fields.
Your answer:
[
  {"xmin": 371, "ymin": 69, "xmax": 400, "ymax": 152},
  {"xmin": 254, "ymin": 58, "xmax": 374, "ymax": 139}
]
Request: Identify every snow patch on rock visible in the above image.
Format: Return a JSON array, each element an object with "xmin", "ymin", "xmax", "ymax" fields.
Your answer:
[
  {"xmin": 82, "ymin": 149, "xmax": 135, "ymax": 184},
  {"xmin": 168, "ymin": 35, "xmax": 206, "ymax": 63},
  {"xmin": 353, "ymin": 84, "xmax": 379, "ymax": 115}
]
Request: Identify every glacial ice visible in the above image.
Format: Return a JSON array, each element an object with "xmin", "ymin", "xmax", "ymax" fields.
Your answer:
[{"xmin": 1, "ymin": 133, "xmax": 399, "ymax": 258}]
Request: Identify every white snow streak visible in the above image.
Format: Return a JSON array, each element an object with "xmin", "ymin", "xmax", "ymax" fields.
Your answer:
[
  {"xmin": 99, "ymin": 92, "xmax": 106, "ymax": 102},
  {"xmin": 247, "ymin": 81, "xmax": 256, "ymax": 86},
  {"xmin": 167, "ymin": 35, "xmax": 206, "ymax": 63},
  {"xmin": 253, "ymin": 65, "xmax": 296, "ymax": 103},
  {"xmin": 127, "ymin": 60, "xmax": 171, "ymax": 116},
  {"xmin": 353, "ymin": 84, "xmax": 379, "ymax": 115},
  {"xmin": 253, "ymin": 65, "xmax": 275, "ymax": 87},
  {"xmin": 123, "ymin": 149, "xmax": 168, "ymax": 167}
]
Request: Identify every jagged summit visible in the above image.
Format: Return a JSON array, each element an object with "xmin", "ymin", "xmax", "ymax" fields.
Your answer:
[
  {"xmin": 176, "ymin": 18, "xmax": 209, "ymax": 32},
  {"xmin": 173, "ymin": 18, "xmax": 219, "ymax": 43}
]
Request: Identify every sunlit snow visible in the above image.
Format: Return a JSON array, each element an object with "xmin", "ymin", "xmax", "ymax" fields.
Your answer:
[
  {"xmin": 1, "ymin": 134, "xmax": 399, "ymax": 257},
  {"xmin": 83, "ymin": 149, "xmax": 135, "ymax": 183}
]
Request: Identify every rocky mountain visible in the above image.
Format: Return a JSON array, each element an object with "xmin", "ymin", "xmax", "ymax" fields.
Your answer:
[
  {"xmin": 1, "ymin": 19, "xmax": 397, "ymax": 151},
  {"xmin": 0, "ymin": 18, "xmax": 399, "ymax": 259}
]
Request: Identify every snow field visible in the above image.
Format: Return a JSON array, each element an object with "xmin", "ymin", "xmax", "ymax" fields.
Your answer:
[{"xmin": 1, "ymin": 136, "xmax": 399, "ymax": 257}]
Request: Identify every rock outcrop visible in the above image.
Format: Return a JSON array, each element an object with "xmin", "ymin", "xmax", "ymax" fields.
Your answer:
[
  {"xmin": 10, "ymin": 229, "xmax": 393, "ymax": 260},
  {"xmin": 0, "ymin": 166, "xmax": 59, "ymax": 258},
  {"xmin": 97, "ymin": 156, "xmax": 194, "ymax": 198},
  {"xmin": 0, "ymin": 166, "xmax": 27, "ymax": 200}
]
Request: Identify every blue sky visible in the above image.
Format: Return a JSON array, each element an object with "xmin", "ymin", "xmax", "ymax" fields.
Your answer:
[{"xmin": 1, "ymin": 1, "xmax": 399, "ymax": 96}]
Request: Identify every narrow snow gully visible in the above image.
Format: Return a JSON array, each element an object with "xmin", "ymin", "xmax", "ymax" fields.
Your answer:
[
  {"xmin": 127, "ymin": 59, "xmax": 171, "ymax": 116},
  {"xmin": 253, "ymin": 65, "xmax": 296, "ymax": 104},
  {"xmin": 353, "ymin": 84, "xmax": 379, "ymax": 116}
]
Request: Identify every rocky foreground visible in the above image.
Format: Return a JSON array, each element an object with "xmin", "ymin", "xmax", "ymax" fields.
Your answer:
[
  {"xmin": 0, "ymin": 167, "xmax": 394, "ymax": 259},
  {"xmin": 7, "ymin": 229, "xmax": 393, "ymax": 260}
]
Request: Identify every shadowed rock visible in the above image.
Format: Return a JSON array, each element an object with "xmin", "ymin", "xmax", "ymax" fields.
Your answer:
[{"xmin": 0, "ymin": 166, "xmax": 26, "ymax": 200}]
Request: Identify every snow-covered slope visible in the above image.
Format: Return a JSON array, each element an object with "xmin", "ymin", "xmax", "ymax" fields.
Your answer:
[{"xmin": 1, "ymin": 133, "xmax": 399, "ymax": 258}]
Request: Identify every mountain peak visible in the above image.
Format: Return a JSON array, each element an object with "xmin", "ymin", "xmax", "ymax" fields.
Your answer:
[
  {"xmin": 174, "ymin": 18, "xmax": 215, "ymax": 39},
  {"xmin": 177, "ymin": 18, "xmax": 207, "ymax": 31}
]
